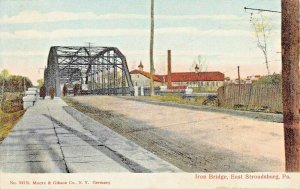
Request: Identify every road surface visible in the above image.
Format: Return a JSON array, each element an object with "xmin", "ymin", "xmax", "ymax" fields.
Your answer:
[{"xmin": 66, "ymin": 96, "xmax": 285, "ymax": 172}]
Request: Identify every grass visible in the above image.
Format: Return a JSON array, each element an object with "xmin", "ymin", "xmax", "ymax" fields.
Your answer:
[
  {"xmin": 0, "ymin": 109, "xmax": 25, "ymax": 141},
  {"xmin": 191, "ymin": 87, "xmax": 218, "ymax": 93},
  {"xmin": 136, "ymin": 94, "xmax": 215, "ymax": 106}
]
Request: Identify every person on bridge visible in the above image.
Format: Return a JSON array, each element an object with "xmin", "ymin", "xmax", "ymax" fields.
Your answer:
[
  {"xmin": 40, "ymin": 85, "xmax": 46, "ymax": 100},
  {"xmin": 73, "ymin": 84, "xmax": 79, "ymax": 96},
  {"xmin": 63, "ymin": 84, "xmax": 67, "ymax": 96},
  {"xmin": 49, "ymin": 87, "xmax": 55, "ymax": 100}
]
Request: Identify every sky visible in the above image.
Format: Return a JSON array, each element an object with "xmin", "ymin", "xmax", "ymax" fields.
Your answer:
[{"xmin": 0, "ymin": 0, "xmax": 281, "ymax": 85}]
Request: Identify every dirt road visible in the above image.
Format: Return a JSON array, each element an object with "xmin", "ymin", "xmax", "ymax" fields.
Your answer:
[{"xmin": 64, "ymin": 96, "xmax": 285, "ymax": 172}]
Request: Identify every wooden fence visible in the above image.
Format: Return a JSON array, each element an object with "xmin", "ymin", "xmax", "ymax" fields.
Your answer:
[{"xmin": 217, "ymin": 84, "xmax": 282, "ymax": 113}]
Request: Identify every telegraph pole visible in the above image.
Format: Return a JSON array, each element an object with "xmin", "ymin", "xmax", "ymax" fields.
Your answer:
[
  {"xmin": 237, "ymin": 66, "xmax": 241, "ymax": 85},
  {"xmin": 282, "ymin": 0, "xmax": 300, "ymax": 171},
  {"xmin": 149, "ymin": 0, "xmax": 155, "ymax": 96},
  {"xmin": 167, "ymin": 50, "xmax": 172, "ymax": 89},
  {"xmin": 238, "ymin": 66, "xmax": 241, "ymax": 105}
]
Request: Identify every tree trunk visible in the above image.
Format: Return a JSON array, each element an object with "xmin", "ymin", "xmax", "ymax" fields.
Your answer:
[
  {"xmin": 281, "ymin": 0, "xmax": 300, "ymax": 171},
  {"xmin": 149, "ymin": 0, "xmax": 155, "ymax": 96},
  {"xmin": 263, "ymin": 51, "xmax": 270, "ymax": 75}
]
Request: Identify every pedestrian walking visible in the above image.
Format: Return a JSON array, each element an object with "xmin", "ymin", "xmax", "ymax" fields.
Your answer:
[
  {"xmin": 73, "ymin": 84, "xmax": 79, "ymax": 96},
  {"xmin": 49, "ymin": 87, "xmax": 55, "ymax": 100},
  {"xmin": 40, "ymin": 85, "xmax": 46, "ymax": 100},
  {"xmin": 63, "ymin": 84, "xmax": 67, "ymax": 96}
]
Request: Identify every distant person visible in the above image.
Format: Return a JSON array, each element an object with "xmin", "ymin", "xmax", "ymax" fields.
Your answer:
[
  {"xmin": 73, "ymin": 84, "xmax": 78, "ymax": 96},
  {"xmin": 40, "ymin": 85, "xmax": 46, "ymax": 100},
  {"xmin": 63, "ymin": 84, "xmax": 67, "ymax": 96},
  {"xmin": 49, "ymin": 87, "xmax": 55, "ymax": 100}
]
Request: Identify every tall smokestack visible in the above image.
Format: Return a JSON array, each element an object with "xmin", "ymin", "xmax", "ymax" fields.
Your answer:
[{"xmin": 167, "ymin": 50, "xmax": 172, "ymax": 88}]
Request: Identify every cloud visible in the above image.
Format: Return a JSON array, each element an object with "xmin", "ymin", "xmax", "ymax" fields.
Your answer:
[
  {"xmin": 0, "ymin": 11, "xmax": 243, "ymax": 24},
  {"xmin": 0, "ymin": 28, "xmax": 148, "ymax": 39},
  {"xmin": 157, "ymin": 27, "xmax": 251, "ymax": 37},
  {"xmin": 124, "ymin": 49, "xmax": 262, "ymax": 59},
  {"xmin": 0, "ymin": 27, "xmax": 252, "ymax": 39},
  {"xmin": 157, "ymin": 14, "xmax": 242, "ymax": 21},
  {"xmin": 0, "ymin": 48, "xmax": 263, "ymax": 63},
  {"xmin": 0, "ymin": 11, "xmax": 147, "ymax": 24},
  {"xmin": 0, "ymin": 50, "xmax": 47, "ymax": 56}
]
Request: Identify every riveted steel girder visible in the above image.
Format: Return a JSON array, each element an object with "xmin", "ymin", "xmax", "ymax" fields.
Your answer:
[{"xmin": 44, "ymin": 46, "xmax": 133, "ymax": 96}]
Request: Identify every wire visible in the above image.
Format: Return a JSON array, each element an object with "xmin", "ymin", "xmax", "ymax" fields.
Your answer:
[{"xmin": 244, "ymin": 7, "xmax": 281, "ymax": 14}]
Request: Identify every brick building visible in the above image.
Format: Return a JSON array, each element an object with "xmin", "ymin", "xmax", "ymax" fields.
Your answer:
[{"xmin": 130, "ymin": 61, "xmax": 225, "ymax": 91}]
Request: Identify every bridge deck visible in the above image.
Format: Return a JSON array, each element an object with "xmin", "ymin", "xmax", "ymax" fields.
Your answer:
[{"xmin": 0, "ymin": 98, "xmax": 180, "ymax": 173}]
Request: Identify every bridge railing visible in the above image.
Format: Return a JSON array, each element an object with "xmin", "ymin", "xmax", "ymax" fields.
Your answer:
[{"xmin": 82, "ymin": 87, "xmax": 133, "ymax": 96}]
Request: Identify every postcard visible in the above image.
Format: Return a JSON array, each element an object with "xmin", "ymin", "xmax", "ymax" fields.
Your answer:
[{"xmin": 0, "ymin": 0, "xmax": 300, "ymax": 189}]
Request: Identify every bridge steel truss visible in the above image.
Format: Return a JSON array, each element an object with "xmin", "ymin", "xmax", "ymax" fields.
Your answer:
[{"xmin": 44, "ymin": 46, "xmax": 134, "ymax": 96}]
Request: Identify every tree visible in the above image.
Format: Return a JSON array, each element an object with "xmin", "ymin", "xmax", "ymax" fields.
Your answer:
[
  {"xmin": 37, "ymin": 79, "xmax": 44, "ymax": 89},
  {"xmin": 149, "ymin": 0, "xmax": 155, "ymax": 96},
  {"xmin": 253, "ymin": 73, "xmax": 281, "ymax": 85},
  {"xmin": 0, "ymin": 69, "xmax": 9, "ymax": 78},
  {"xmin": 250, "ymin": 13, "xmax": 272, "ymax": 75},
  {"xmin": 190, "ymin": 55, "xmax": 208, "ymax": 72},
  {"xmin": 1, "ymin": 69, "xmax": 10, "ymax": 108}
]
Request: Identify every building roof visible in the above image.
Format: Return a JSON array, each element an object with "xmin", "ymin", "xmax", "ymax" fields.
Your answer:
[
  {"xmin": 130, "ymin": 70, "xmax": 162, "ymax": 82},
  {"xmin": 169, "ymin": 72, "xmax": 224, "ymax": 82},
  {"xmin": 130, "ymin": 69, "xmax": 224, "ymax": 82}
]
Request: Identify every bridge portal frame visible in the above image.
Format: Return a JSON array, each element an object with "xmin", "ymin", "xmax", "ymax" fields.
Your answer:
[{"xmin": 44, "ymin": 46, "xmax": 134, "ymax": 96}]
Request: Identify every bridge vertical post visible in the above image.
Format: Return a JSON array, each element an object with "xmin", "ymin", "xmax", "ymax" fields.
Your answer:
[
  {"xmin": 49, "ymin": 50, "xmax": 55, "ymax": 96},
  {"xmin": 103, "ymin": 67, "xmax": 106, "ymax": 95},
  {"xmin": 114, "ymin": 53, "xmax": 117, "ymax": 95},
  {"xmin": 122, "ymin": 68, "xmax": 125, "ymax": 96},
  {"xmin": 91, "ymin": 66, "xmax": 94, "ymax": 94},
  {"xmin": 107, "ymin": 65, "xmax": 111, "ymax": 95},
  {"xmin": 97, "ymin": 67, "xmax": 100, "ymax": 93},
  {"xmin": 44, "ymin": 68, "xmax": 49, "ymax": 95},
  {"xmin": 54, "ymin": 55, "xmax": 61, "ymax": 97}
]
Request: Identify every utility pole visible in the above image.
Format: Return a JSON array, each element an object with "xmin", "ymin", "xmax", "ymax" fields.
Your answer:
[
  {"xmin": 237, "ymin": 66, "xmax": 241, "ymax": 85},
  {"xmin": 149, "ymin": 0, "xmax": 155, "ymax": 96},
  {"xmin": 281, "ymin": 0, "xmax": 300, "ymax": 171},
  {"xmin": 167, "ymin": 50, "xmax": 172, "ymax": 89},
  {"xmin": 238, "ymin": 66, "xmax": 241, "ymax": 105}
]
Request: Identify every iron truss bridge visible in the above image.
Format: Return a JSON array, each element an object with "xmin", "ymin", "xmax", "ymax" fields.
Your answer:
[{"xmin": 44, "ymin": 46, "xmax": 134, "ymax": 96}]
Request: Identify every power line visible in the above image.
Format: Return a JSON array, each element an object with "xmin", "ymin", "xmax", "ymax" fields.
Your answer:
[{"xmin": 244, "ymin": 7, "xmax": 281, "ymax": 13}]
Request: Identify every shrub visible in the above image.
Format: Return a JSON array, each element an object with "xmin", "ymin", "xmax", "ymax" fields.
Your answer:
[{"xmin": 1, "ymin": 92, "xmax": 24, "ymax": 113}]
